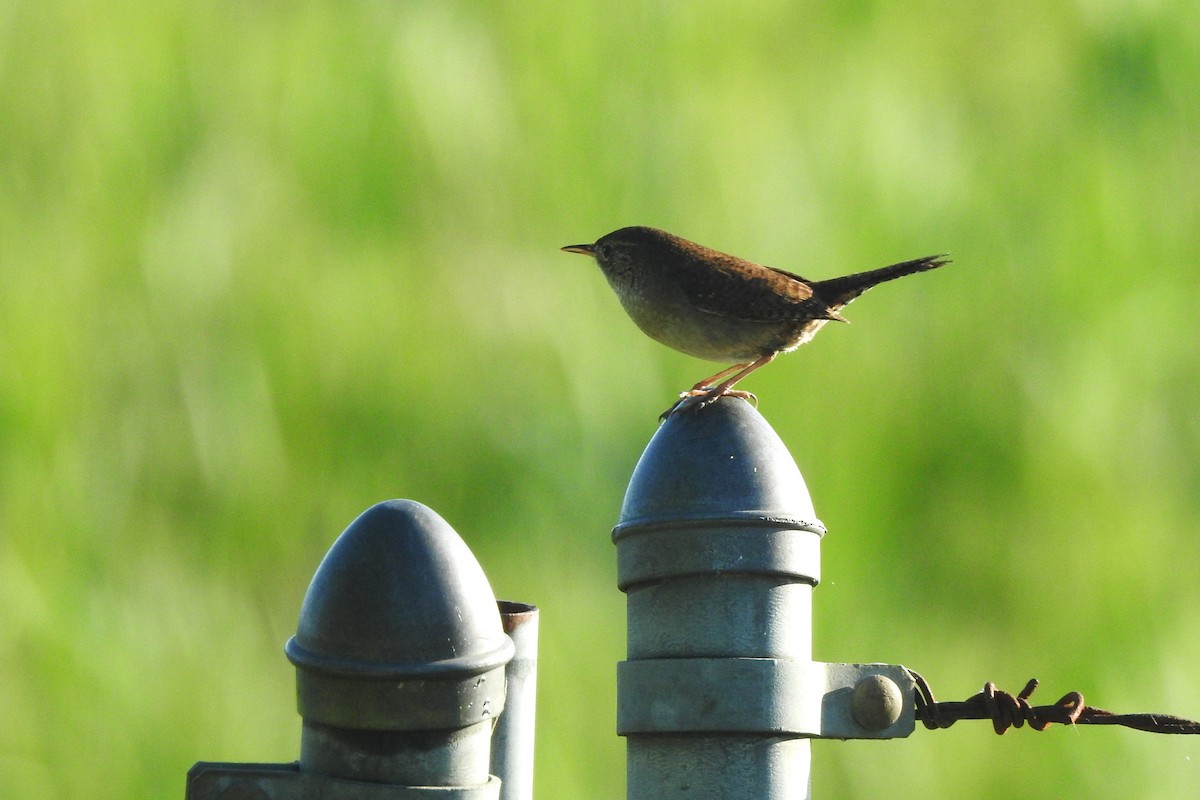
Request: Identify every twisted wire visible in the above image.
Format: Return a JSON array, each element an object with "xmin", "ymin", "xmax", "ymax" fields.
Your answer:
[{"xmin": 909, "ymin": 670, "xmax": 1200, "ymax": 735}]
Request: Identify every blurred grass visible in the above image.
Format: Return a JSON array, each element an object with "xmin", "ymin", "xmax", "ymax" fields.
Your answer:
[{"xmin": 2, "ymin": 0, "xmax": 1199, "ymax": 797}]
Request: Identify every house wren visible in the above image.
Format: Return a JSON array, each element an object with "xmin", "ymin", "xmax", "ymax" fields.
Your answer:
[{"xmin": 562, "ymin": 226, "xmax": 948, "ymax": 415}]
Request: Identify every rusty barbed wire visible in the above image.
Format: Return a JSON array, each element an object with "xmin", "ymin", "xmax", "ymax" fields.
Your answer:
[{"xmin": 909, "ymin": 670, "xmax": 1200, "ymax": 735}]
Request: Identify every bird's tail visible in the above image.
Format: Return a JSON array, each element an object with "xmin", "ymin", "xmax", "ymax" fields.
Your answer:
[{"xmin": 812, "ymin": 255, "xmax": 949, "ymax": 310}]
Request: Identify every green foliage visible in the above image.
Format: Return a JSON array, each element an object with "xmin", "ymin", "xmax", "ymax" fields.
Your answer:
[{"xmin": 2, "ymin": 0, "xmax": 1199, "ymax": 797}]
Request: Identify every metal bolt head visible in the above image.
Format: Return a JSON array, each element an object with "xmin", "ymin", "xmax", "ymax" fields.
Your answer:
[{"xmin": 851, "ymin": 675, "xmax": 904, "ymax": 731}]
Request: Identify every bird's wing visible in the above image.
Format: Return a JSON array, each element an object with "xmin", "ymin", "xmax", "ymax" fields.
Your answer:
[{"xmin": 683, "ymin": 256, "xmax": 828, "ymax": 322}]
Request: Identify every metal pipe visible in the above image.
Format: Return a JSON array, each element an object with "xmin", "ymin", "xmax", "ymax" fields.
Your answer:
[
  {"xmin": 615, "ymin": 399, "xmax": 825, "ymax": 799},
  {"xmin": 187, "ymin": 499, "xmax": 516, "ymax": 799},
  {"xmin": 286, "ymin": 501, "xmax": 512, "ymax": 790},
  {"xmin": 491, "ymin": 601, "xmax": 539, "ymax": 800}
]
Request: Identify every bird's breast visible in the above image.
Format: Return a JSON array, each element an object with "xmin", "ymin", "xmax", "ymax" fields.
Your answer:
[{"xmin": 606, "ymin": 276, "xmax": 813, "ymax": 363}]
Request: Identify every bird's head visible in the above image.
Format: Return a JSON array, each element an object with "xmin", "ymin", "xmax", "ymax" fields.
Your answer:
[{"xmin": 561, "ymin": 226, "xmax": 679, "ymax": 279}]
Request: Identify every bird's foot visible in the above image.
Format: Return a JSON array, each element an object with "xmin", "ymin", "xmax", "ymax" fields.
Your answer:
[{"xmin": 659, "ymin": 387, "xmax": 758, "ymax": 420}]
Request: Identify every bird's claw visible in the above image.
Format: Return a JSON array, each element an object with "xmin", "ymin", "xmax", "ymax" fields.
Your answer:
[{"xmin": 658, "ymin": 388, "xmax": 758, "ymax": 420}]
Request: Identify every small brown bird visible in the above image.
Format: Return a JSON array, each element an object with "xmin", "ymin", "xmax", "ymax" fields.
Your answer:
[{"xmin": 562, "ymin": 226, "xmax": 948, "ymax": 415}]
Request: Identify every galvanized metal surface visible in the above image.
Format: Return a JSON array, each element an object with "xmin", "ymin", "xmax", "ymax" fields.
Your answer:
[
  {"xmin": 491, "ymin": 602, "xmax": 539, "ymax": 800},
  {"xmin": 627, "ymin": 736, "xmax": 811, "ymax": 800},
  {"xmin": 625, "ymin": 573, "xmax": 813, "ymax": 660},
  {"xmin": 187, "ymin": 499, "xmax": 518, "ymax": 798},
  {"xmin": 617, "ymin": 400, "xmax": 823, "ymax": 799},
  {"xmin": 619, "ymin": 657, "xmax": 822, "ymax": 734},
  {"xmin": 186, "ymin": 763, "xmax": 502, "ymax": 799},
  {"xmin": 616, "ymin": 524, "xmax": 823, "ymax": 590},
  {"xmin": 615, "ymin": 398, "xmax": 825, "ymax": 535},
  {"xmin": 615, "ymin": 399, "xmax": 914, "ymax": 799},
  {"xmin": 816, "ymin": 663, "xmax": 914, "ymax": 739},
  {"xmin": 618, "ymin": 659, "xmax": 913, "ymax": 740},
  {"xmin": 286, "ymin": 500, "xmax": 513, "ymax": 731},
  {"xmin": 285, "ymin": 500, "xmax": 512, "ymax": 786},
  {"xmin": 299, "ymin": 719, "xmax": 495, "ymax": 787}
]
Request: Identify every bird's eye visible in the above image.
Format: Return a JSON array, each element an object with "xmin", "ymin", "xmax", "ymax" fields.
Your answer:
[{"xmin": 597, "ymin": 243, "xmax": 613, "ymax": 259}]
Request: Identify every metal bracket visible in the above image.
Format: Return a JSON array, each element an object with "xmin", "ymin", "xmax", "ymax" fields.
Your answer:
[{"xmin": 618, "ymin": 659, "xmax": 914, "ymax": 740}]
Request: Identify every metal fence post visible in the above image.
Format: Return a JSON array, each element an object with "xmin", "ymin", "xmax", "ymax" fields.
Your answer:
[
  {"xmin": 186, "ymin": 499, "xmax": 534, "ymax": 799},
  {"xmin": 491, "ymin": 601, "xmax": 539, "ymax": 800},
  {"xmin": 614, "ymin": 399, "xmax": 914, "ymax": 800}
]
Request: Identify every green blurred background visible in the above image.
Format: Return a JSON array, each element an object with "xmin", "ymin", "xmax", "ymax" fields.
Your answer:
[{"xmin": 2, "ymin": 0, "xmax": 1199, "ymax": 797}]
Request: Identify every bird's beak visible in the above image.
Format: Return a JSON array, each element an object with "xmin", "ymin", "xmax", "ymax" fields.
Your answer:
[{"xmin": 561, "ymin": 243, "xmax": 595, "ymax": 256}]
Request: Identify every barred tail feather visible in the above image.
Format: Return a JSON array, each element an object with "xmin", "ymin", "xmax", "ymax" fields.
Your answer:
[{"xmin": 812, "ymin": 255, "xmax": 949, "ymax": 309}]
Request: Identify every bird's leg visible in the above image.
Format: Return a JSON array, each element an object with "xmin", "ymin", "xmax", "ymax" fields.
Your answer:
[
  {"xmin": 689, "ymin": 362, "xmax": 751, "ymax": 392},
  {"xmin": 661, "ymin": 361, "xmax": 754, "ymax": 419},
  {"xmin": 663, "ymin": 353, "xmax": 777, "ymax": 418},
  {"xmin": 703, "ymin": 353, "xmax": 776, "ymax": 398}
]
